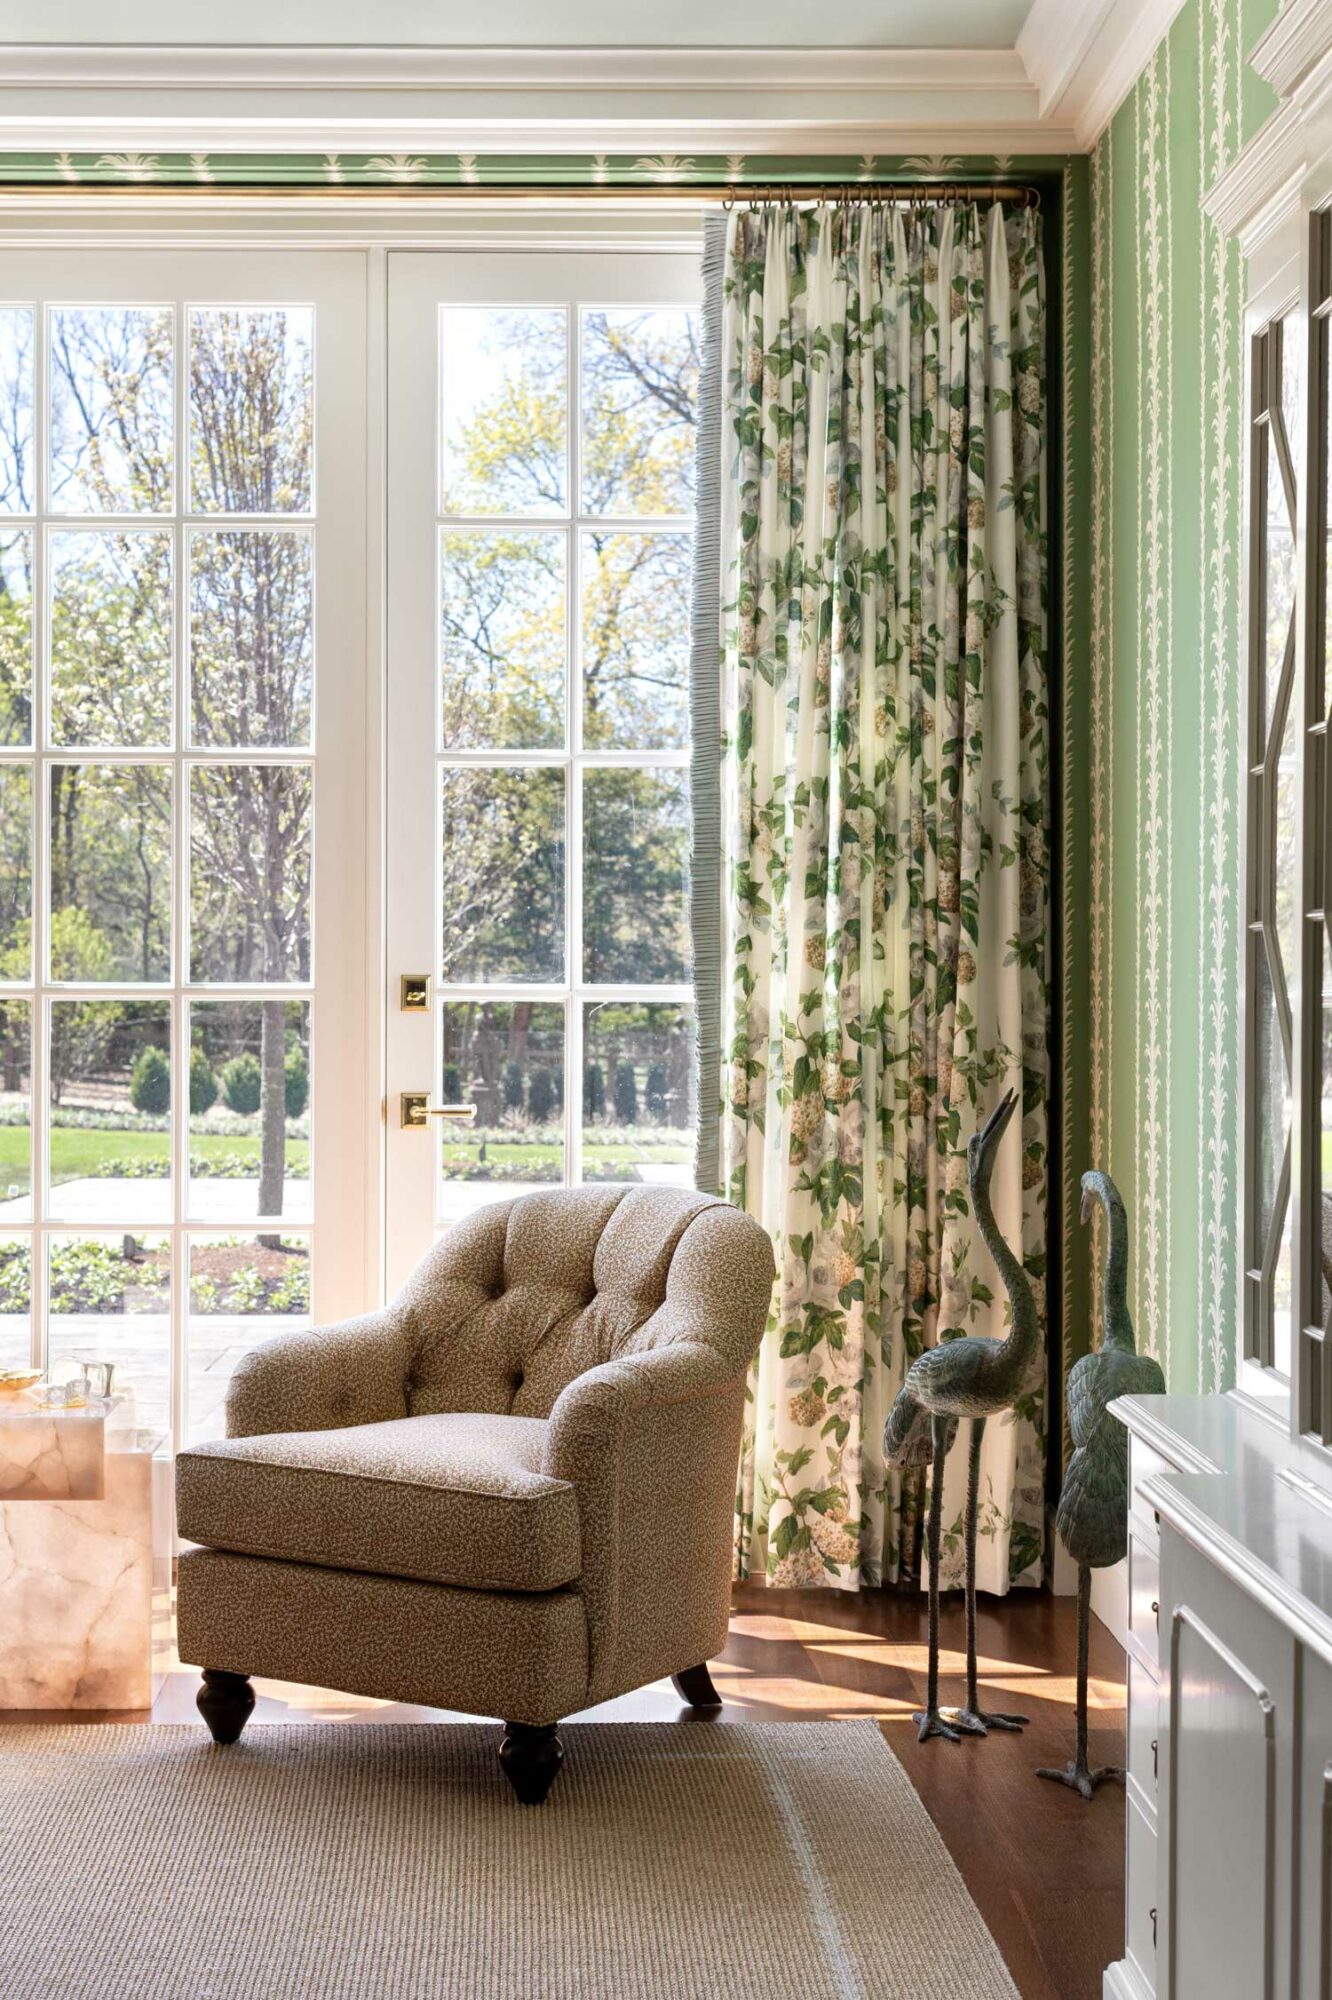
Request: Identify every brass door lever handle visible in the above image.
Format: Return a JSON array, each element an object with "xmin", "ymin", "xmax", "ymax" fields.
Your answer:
[{"xmin": 399, "ymin": 1094, "xmax": 478, "ymax": 1129}]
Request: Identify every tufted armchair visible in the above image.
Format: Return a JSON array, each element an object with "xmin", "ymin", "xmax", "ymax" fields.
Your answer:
[{"xmin": 175, "ymin": 1185, "xmax": 774, "ymax": 1801}]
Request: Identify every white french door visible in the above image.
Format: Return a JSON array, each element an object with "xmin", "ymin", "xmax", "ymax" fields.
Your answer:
[
  {"xmin": 0, "ymin": 250, "xmax": 369, "ymax": 1455},
  {"xmin": 384, "ymin": 252, "xmax": 701, "ymax": 1291}
]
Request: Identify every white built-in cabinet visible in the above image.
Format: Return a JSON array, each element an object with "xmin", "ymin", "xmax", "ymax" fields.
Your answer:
[{"xmin": 1107, "ymin": 1393, "xmax": 1332, "ymax": 2000}]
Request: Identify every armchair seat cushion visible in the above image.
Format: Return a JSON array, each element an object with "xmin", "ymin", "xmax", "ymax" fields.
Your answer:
[{"xmin": 176, "ymin": 1412, "xmax": 581, "ymax": 1594}]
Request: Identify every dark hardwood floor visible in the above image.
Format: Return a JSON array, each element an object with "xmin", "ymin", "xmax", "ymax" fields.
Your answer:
[{"xmin": 2, "ymin": 1582, "xmax": 1125, "ymax": 2000}]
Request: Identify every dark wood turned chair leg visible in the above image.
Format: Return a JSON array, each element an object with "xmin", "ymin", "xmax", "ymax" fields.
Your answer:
[
  {"xmin": 197, "ymin": 1670, "xmax": 256, "ymax": 1746},
  {"xmin": 671, "ymin": 1662, "xmax": 723, "ymax": 1711},
  {"xmin": 498, "ymin": 1722, "xmax": 564, "ymax": 1805}
]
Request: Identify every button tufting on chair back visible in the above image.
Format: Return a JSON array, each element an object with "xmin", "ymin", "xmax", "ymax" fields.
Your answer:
[{"xmin": 395, "ymin": 1185, "xmax": 762, "ymax": 1420}]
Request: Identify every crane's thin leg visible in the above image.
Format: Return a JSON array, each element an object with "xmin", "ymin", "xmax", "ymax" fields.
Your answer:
[
  {"xmin": 914, "ymin": 1414, "xmax": 961, "ymax": 1744},
  {"xmin": 953, "ymin": 1416, "xmax": 1029, "ymax": 1736},
  {"xmin": 1037, "ymin": 1563, "xmax": 1123, "ymax": 1799}
]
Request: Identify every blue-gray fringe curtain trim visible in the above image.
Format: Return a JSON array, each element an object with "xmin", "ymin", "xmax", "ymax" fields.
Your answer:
[{"xmin": 690, "ymin": 212, "xmax": 727, "ymax": 1197}]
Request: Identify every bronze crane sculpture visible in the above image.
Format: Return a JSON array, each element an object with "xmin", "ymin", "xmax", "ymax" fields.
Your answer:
[
  {"xmin": 1038, "ymin": 1169, "xmax": 1165, "ymax": 1798},
  {"xmin": 884, "ymin": 1086, "xmax": 1038, "ymax": 1743}
]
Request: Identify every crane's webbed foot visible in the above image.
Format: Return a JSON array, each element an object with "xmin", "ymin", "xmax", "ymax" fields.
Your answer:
[
  {"xmin": 952, "ymin": 1705, "xmax": 1029, "ymax": 1735},
  {"xmin": 1036, "ymin": 1759, "xmax": 1123, "ymax": 1800},
  {"xmin": 913, "ymin": 1706, "xmax": 963, "ymax": 1744}
]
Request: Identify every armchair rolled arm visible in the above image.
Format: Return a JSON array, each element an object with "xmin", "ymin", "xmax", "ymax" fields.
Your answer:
[
  {"xmin": 225, "ymin": 1306, "xmax": 414, "ymax": 1439},
  {"xmin": 543, "ymin": 1341, "xmax": 748, "ymax": 1704},
  {"xmin": 544, "ymin": 1342, "xmax": 737, "ymax": 1457}
]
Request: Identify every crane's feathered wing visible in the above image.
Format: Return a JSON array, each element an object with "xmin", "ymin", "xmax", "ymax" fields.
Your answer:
[{"xmin": 1056, "ymin": 1344, "xmax": 1166, "ymax": 1569}]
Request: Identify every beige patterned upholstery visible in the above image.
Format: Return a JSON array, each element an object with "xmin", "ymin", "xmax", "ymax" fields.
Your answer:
[
  {"xmin": 177, "ymin": 1413, "xmax": 581, "ymax": 1592},
  {"xmin": 176, "ymin": 1187, "xmax": 774, "ymax": 1726}
]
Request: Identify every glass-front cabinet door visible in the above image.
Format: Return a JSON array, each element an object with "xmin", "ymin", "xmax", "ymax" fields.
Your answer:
[
  {"xmin": 0, "ymin": 251, "xmax": 369, "ymax": 1458},
  {"xmin": 384, "ymin": 252, "xmax": 701, "ymax": 1290}
]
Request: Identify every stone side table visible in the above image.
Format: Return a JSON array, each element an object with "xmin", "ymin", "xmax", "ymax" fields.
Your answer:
[{"xmin": 0, "ymin": 1403, "xmax": 154, "ymax": 1709}]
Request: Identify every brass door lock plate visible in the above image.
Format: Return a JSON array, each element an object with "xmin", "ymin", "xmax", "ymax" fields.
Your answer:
[{"xmin": 400, "ymin": 974, "xmax": 431, "ymax": 1012}]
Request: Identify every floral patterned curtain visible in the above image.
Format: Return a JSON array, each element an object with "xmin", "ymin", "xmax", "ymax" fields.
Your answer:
[{"xmin": 719, "ymin": 200, "xmax": 1049, "ymax": 1595}]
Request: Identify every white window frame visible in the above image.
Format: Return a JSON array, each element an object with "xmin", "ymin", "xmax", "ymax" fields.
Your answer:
[
  {"xmin": 0, "ymin": 246, "xmax": 372, "ymax": 1465},
  {"xmin": 383, "ymin": 248, "xmax": 701, "ymax": 1291}
]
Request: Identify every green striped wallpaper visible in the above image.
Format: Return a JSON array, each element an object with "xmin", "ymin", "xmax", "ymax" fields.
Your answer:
[{"xmin": 1069, "ymin": 0, "xmax": 1279, "ymax": 1396}]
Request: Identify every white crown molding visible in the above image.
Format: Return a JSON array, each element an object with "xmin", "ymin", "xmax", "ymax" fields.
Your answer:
[
  {"xmin": 1018, "ymin": 0, "xmax": 1187, "ymax": 148},
  {"xmin": 1203, "ymin": 99, "xmax": 1307, "ymax": 242},
  {"xmin": 0, "ymin": 9, "xmax": 1207, "ymax": 163},
  {"xmin": 1206, "ymin": 4, "xmax": 1332, "ymax": 254},
  {"xmin": 0, "ymin": 44, "xmax": 1027, "ymax": 94},
  {"xmin": 0, "ymin": 118, "xmax": 1081, "ymax": 158},
  {"xmin": 1016, "ymin": 0, "xmax": 1117, "ymax": 118},
  {"xmin": 0, "ymin": 42, "xmax": 1051, "ymax": 153},
  {"xmin": 1248, "ymin": 0, "xmax": 1332, "ymax": 102}
]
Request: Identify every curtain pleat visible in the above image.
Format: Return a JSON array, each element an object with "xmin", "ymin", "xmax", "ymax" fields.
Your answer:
[{"xmin": 717, "ymin": 202, "xmax": 1050, "ymax": 1593}]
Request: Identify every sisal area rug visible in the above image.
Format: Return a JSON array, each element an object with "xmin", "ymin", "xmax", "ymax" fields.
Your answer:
[{"xmin": 0, "ymin": 1720, "xmax": 1018, "ymax": 1999}]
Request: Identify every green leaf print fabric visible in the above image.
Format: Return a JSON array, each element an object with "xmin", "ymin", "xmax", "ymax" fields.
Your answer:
[{"xmin": 719, "ymin": 201, "xmax": 1049, "ymax": 1593}]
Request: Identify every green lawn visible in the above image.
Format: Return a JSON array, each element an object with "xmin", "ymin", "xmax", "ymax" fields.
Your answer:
[{"xmin": 0, "ymin": 1126, "xmax": 310, "ymax": 1187}]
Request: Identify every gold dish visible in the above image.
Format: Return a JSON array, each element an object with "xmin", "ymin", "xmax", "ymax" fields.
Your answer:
[{"xmin": 0, "ymin": 1369, "xmax": 43, "ymax": 1398}]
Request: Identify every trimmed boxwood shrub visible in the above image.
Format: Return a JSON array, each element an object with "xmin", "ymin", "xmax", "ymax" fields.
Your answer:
[
  {"xmin": 528, "ymin": 1066, "xmax": 556, "ymax": 1122},
  {"xmin": 189, "ymin": 1043, "xmax": 218, "ymax": 1114},
  {"xmin": 129, "ymin": 1044, "xmax": 170, "ymax": 1116},
  {"xmin": 284, "ymin": 1046, "xmax": 309, "ymax": 1119},
  {"xmin": 221, "ymin": 1052, "xmax": 262, "ymax": 1115}
]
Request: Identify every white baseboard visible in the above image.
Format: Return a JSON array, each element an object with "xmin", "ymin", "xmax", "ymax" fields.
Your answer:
[{"xmin": 1104, "ymin": 1953, "xmax": 1154, "ymax": 1999}]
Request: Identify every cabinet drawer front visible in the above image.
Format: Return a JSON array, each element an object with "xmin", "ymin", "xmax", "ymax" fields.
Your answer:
[
  {"xmin": 1127, "ymin": 1650, "xmax": 1159, "ymax": 1815},
  {"xmin": 1130, "ymin": 1437, "xmax": 1171, "ymax": 1543},
  {"xmin": 1128, "ymin": 1529, "xmax": 1162, "ymax": 1672},
  {"xmin": 1126, "ymin": 1788, "xmax": 1158, "ymax": 1988}
]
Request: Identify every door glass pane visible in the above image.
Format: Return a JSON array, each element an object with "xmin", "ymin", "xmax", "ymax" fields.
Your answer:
[
  {"xmin": 0, "ymin": 1236, "xmax": 30, "ymax": 1373},
  {"xmin": 47, "ymin": 1232, "xmax": 171, "ymax": 1451},
  {"xmin": 49, "ymin": 764, "xmax": 171, "ymax": 982},
  {"xmin": 581, "ymin": 529, "xmax": 690, "ymax": 748},
  {"xmin": 440, "ymin": 307, "xmax": 567, "ymax": 517},
  {"xmin": 187, "ymin": 1000, "xmax": 310, "ymax": 1223},
  {"xmin": 48, "ymin": 1000, "xmax": 170, "ymax": 1223},
  {"xmin": 189, "ymin": 764, "xmax": 311, "ymax": 982},
  {"xmin": 1282, "ymin": 312, "xmax": 1306, "ymax": 493},
  {"xmin": 1266, "ymin": 430, "xmax": 1296, "ymax": 737},
  {"xmin": 0, "ymin": 1002, "xmax": 31, "ymax": 1219},
  {"xmin": 580, "ymin": 308, "xmax": 699, "ymax": 517},
  {"xmin": 0, "ymin": 528, "xmax": 32, "ymax": 745},
  {"xmin": 1322, "ymin": 955, "xmax": 1332, "ymax": 1333},
  {"xmin": 186, "ymin": 1232, "xmax": 309, "ymax": 1446},
  {"xmin": 1255, "ymin": 944, "xmax": 1287, "ymax": 1256},
  {"xmin": 439, "ymin": 529, "xmax": 564, "ymax": 749},
  {"xmin": 582, "ymin": 1001, "xmax": 696, "ymax": 1186},
  {"xmin": 0, "ymin": 764, "xmax": 31, "ymax": 973},
  {"xmin": 1275, "ymin": 680, "xmax": 1300, "ymax": 996},
  {"xmin": 189, "ymin": 307, "xmax": 313, "ymax": 515},
  {"xmin": 0, "ymin": 309, "xmax": 33, "ymax": 514},
  {"xmin": 189, "ymin": 529, "xmax": 313, "ymax": 749},
  {"xmin": 49, "ymin": 306, "xmax": 173, "ymax": 514},
  {"xmin": 583, "ymin": 769, "xmax": 690, "ymax": 982},
  {"xmin": 439, "ymin": 1000, "xmax": 564, "ymax": 1221},
  {"xmin": 49, "ymin": 529, "xmax": 173, "ymax": 747},
  {"xmin": 439, "ymin": 766, "xmax": 564, "ymax": 982}
]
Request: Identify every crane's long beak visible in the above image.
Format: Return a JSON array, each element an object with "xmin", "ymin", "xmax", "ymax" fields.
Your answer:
[
  {"xmin": 978, "ymin": 1086, "xmax": 1017, "ymax": 1151},
  {"xmin": 1079, "ymin": 1187, "xmax": 1095, "ymax": 1227}
]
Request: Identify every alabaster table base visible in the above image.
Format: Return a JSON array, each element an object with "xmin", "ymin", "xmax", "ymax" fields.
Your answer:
[
  {"xmin": 0, "ymin": 1410, "xmax": 105, "ymax": 1501},
  {"xmin": 0, "ymin": 1443, "xmax": 154, "ymax": 1709}
]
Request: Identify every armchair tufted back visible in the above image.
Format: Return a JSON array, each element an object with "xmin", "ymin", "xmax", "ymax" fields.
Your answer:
[{"xmin": 395, "ymin": 1186, "xmax": 774, "ymax": 1420}]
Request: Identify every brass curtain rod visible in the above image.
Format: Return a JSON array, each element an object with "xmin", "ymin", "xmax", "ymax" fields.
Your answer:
[{"xmin": 0, "ymin": 178, "xmax": 1041, "ymax": 206}]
